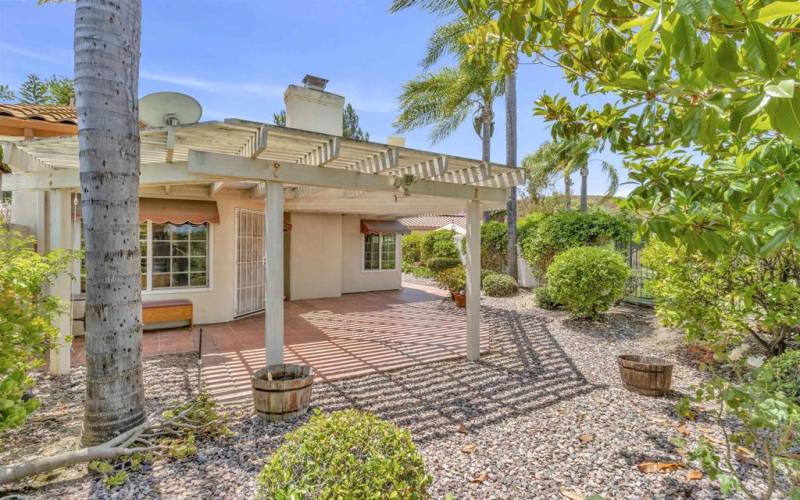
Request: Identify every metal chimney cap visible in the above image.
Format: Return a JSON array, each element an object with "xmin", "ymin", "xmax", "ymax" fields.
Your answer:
[{"xmin": 302, "ymin": 74, "xmax": 329, "ymax": 91}]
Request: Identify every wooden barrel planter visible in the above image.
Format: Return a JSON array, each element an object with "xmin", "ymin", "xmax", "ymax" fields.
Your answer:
[
  {"xmin": 251, "ymin": 364, "xmax": 313, "ymax": 422},
  {"xmin": 618, "ymin": 355, "xmax": 674, "ymax": 396}
]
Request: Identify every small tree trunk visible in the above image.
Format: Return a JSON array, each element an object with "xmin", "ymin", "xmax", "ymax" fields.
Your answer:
[
  {"xmin": 504, "ymin": 70, "xmax": 518, "ymax": 278},
  {"xmin": 481, "ymin": 105, "xmax": 492, "ymax": 223},
  {"xmin": 580, "ymin": 165, "xmax": 589, "ymax": 213},
  {"xmin": 564, "ymin": 175, "xmax": 572, "ymax": 210},
  {"xmin": 76, "ymin": 0, "xmax": 146, "ymax": 446}
]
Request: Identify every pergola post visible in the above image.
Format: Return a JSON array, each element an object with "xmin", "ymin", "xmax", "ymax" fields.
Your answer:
[
  {"xmin": 48, "ymin": 190, "xmax": 73, "ymax": 375},
  {"xmin": 264, "ymin": 181, "xmax": 285, "ymax": 365},
  {"xmin": 465, "ymin": 199, "xmax": 481, "ymax": 361}
]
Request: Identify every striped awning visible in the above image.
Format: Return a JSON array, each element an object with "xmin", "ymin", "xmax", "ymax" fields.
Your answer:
[{"xmin": 139, "ymin": 198, "xmax": 220, "ymax": 224}]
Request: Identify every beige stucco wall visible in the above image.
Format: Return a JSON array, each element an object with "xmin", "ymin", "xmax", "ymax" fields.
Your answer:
[
  {"xmin": 287, "ymin": 212, "xmax": 342, "ymax": 300},
  {"xmin": 340, "ymin": 216, "xmax": 402, "ymax": 294}
]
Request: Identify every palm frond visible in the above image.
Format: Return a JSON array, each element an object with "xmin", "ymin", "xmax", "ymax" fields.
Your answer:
[
  {"xmin": 389, "ymin": 0, "xmax": 459, "ymax": 14},
  {"xmin": 422, "ymin": 18, "xmax": 471, "ymax": 69},
  {"xmin": 599, "ymin": 161, "xmax": 620, "ymax": 200}
]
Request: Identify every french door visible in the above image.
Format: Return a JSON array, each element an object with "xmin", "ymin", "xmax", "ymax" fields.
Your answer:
[{"xmin": 235, "ymin": 209, "xmax": 265, "ymax": 317}]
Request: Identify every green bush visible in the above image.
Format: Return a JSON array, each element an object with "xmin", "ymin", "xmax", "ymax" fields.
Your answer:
[
  {"xmin": 421, "ymin": 229, "xmax": 458, "ymax": 262},
  {"xmin": 0, "ymin": 228, "xmax": 74, "ymax": 430},
  {"xmin": 517, "ymin": 212, "xmax": 545, "ymax": 244},
  {"xmin": 401, "ymin": 232, "xmax": 425, "ymax": 265},
  {"xmin": 482, "ymin": 273, "xmax": 518, "ymax": 297},
  {"xmin": 546, "ymin": 246, "xmax": 630, "ymax": 318},
  {"xmin": 534, "ymin": 286, "xmax": 560, "ymax": 310},
  {"xmin": 520, "ymin": 210, "xmax": 633, "ymax": 276},
  {"xmin": 480, "ymin": 268, "xmax": 494, "ymax": 286},
  {"xmin": 426, "ymin": 256, "xmax": 461, "ymax": 272},
  {"xmin": 434, "ymin": 266, "xmax": 466, "ymax": 293},
  {"xmin": 401, "ymin": 262, "xmax": 434, "ymax": 278},
  {"xmin": 756, "ymin": 350, "xmax": 800, "ymax": 403},
  {"xmin": 257, "ymin": 409, "xmax": 431, "ymax": 499},
  {"xmin": 459, "ymin": 221, "xmax": 509, "ymax": 271}
]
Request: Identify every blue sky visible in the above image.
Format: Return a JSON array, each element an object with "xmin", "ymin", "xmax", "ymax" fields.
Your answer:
[{"xmin": 0, "ymin": 0, "xmax": 630, "ymax": 195}]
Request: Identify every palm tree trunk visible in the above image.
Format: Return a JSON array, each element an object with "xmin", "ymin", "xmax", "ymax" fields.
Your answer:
[
  {"xmin": 76, "ymin": 0, "xmax": 145, "ymax": 446},
  {"xmin": 481, "ymin": 104, "xmax": 492, "ymax": 223},
  {"xmin": 579, "ymin": 165, "xmax": 589, "ymax": 212},
  {"xmin": 564, "ymin": 174, "xmax": 572, "ymax": 210},
  {"xmin": 504, "ymin": 70, "xmax": 517, "ymax": 278}
]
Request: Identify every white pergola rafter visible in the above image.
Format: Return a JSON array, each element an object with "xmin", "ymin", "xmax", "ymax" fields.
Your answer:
[
  {"xmin": 296, "ymin": 138, "xmax": 340, "ymax": 166},
  {"xmin": 237, "ymin": 124, "xmax": 269, "ymax": 158},
  {"xmin": 346, "ymin": 148, "xmax": 399, "ymax": 173},
  {"xmin": 433, "ymin": 162, "xmax": 492, "ymax": 184},
  {"xmin": 477, "ymin": 169, "xmax": 526, "ymax": 188},
  {"xmin": 390, "ymin": 156, "xmax": 447, "ymax": 179}
]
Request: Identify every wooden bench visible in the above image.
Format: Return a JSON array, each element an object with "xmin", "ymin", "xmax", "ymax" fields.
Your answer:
[{"xmin": 142, "ymin": 299, "xmax": 193, "ymax": 330}]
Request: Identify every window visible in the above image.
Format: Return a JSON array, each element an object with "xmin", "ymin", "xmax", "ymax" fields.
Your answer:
[
  {"xmin": 364, "ymin": 233, "xmax": 396, "ymax": 271},
  {"xmin": 80, "ymin": 221, "xmax": 210, "ymax": 292}
]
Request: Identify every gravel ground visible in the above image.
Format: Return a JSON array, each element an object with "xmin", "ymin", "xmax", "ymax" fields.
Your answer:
[{"xmin": 1, "ymin": 277, "xmax": 790, "ymax": 499}]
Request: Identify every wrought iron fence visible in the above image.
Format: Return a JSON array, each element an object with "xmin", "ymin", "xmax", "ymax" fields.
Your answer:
[{"xmin": 615, "ymin": 238, "xmax": 654, "ymax": 306}]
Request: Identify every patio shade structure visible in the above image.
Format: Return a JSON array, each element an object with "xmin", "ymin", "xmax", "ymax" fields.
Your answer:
[{"xmin": 2, "ymin": 118, "xmax": 525, "ymax": 369}]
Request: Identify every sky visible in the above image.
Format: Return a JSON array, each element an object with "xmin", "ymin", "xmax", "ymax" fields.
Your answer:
[{"xmin": 0, "ymin": 0, "xmax": 631, "ymax": 196}]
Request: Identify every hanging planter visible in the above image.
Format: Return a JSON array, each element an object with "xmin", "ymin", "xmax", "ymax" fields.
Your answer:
[{"xmin": 252, "ymin": 364, "xmax": 313, "ymax": 421}]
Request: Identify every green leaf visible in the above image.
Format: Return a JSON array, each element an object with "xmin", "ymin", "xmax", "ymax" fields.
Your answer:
[
  {"xmin": 760, "ymin": 227, "xmax": 791, "ymax": 255},
  {"xmin": 716, "ymin": 38, "xmax": 741, "ymax": 72},
  {"xmin": 764, "ymin": 79, "xmax": 795, "ymax": 98},
  {"xmin": 767, "ymin": 91, "xmax": 800, "ymax": 143},
  {"xmin": 711, "ymin": 0, "xmax": 738, "ymax": 21},
  {"xmin": 744, "ymin": 23, "xmax": 779, "ymax": 77},
  {"xmin": 756, "ymin": 1, "xmax": 800, "ymax": 23},
  {"xmin": 677, "ymin": 0, "xmax": 712, "ymax": 19}
]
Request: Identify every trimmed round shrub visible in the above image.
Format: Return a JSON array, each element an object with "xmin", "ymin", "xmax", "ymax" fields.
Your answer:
[
  {"xmin": 401, "ymin": 232, "xmax": 425, "ymax": 265},
  {"xmin": 756, "ymin": 350, "xmax": 800, "ymax": 402},
  {"xmin": 546, "ymin": 246, "xmax": 630, "ymax": 318},
  {"xmin": 480, "ymin": 268, "xmax": 495, "ymax": 286},
  {"xmin": 482, "ymin": 273, "xmax": 518, "ymax": 297},
  {"xmin": 426, "ymin": 256, "xmax": 461, "ymax": 272},
  {"xmin": 257, "ymin": 409, "xmax": 431, "ymax": 499},
  {"xmin": 421, "ymin": 229, "xmax": 458, "ymax": 262},
  {"xmin": 534, "ymin": 286, "xmax": 560, "ymax": 310}
]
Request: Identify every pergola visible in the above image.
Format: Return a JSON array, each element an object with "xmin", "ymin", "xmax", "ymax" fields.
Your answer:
[{"xmin": 1, "ymin": 118, "xmax": 525, "ymax": 370}]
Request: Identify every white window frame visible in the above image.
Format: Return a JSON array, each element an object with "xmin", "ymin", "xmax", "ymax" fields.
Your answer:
[
  {"xmin": 362, "ymin": 232, "xmax": 398, "ymax": 272},
  {"xmin": 140, "ymin": 220, "xmax": 214, "ymax": 294}
]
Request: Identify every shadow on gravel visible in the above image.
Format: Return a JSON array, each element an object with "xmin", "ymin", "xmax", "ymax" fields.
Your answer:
[
  {"xmin": 312, "ymin": 306, "xmax": 598, "ymax": 444},
  {"xmin": 561, "ymin": 304, "xmax": 657, "ymax": 341}
]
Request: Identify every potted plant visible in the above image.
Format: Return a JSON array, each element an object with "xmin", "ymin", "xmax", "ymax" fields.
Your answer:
[{"xmin": 435, "ymin": 266, "xmax": 467, "ymax": 307}]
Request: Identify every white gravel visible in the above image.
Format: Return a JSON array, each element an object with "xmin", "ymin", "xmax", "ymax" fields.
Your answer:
[{"xmin": 0, "ymin": 278, "xmax": 790, "ymax": 499}]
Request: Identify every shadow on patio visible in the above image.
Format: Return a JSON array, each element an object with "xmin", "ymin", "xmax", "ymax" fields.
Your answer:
[{"xmin": 308, "ymin": 307, "xmax": 597, "ymax": 444}]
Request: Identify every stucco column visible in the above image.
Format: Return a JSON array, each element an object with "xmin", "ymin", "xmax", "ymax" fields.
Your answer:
[
  {"xmin": 465, "ymin": 199, "xmax": 481, "ymax": 361},
  {"xmin": 264, "ymin": 181, "xmax": 285, "ymax": 365},
  {"xmin": 49, "ymin": 190, "xmax": 73, "ymax": 375}
]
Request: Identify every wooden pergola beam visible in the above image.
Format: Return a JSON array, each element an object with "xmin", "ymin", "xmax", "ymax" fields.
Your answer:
[
  {"xmin": 187, "ymin": 150, "xmax": 510, "ymax": 204},
  {"xmin": 296, "ymin": 138, "xmax": 340, "ymax": 166},
  {"xmin": 390, "ymin": 156, "xmax": 448, "ymax": 179},
  {"xmin": 237, "ymin": 124, "xmax": 269, "ymax": 158},
  {"xmin": 346, "ymin": 148, "xmax": 399, "ymax": 173},
  {"xmin": 433, "ymin": 163, "xmax": 491, "ymax": 184},
  {"xmin": 477, "ymin": 169, "xmax": 526, "ymax": 188}
]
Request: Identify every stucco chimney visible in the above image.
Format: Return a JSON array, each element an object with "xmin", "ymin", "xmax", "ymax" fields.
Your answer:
[
  {"xmin": 387, "ymin": 136, "xmax": 406, "ymax": 147},
  {"xmin": 284, "ymin": 74, "xmax": 344, "ymax": 136}
]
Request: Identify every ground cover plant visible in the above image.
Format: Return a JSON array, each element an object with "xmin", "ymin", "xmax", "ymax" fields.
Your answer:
[{"xmin": 257, "ymin": 409, "xmax": 431, "ymax": 499}]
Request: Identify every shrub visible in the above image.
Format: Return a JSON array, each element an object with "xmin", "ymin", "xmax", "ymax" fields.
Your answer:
[
  {"xmin": 401, "ymin": 262, "xmax": 434, "ymax": 278},
  {"xmin": 257, "ymin": 409, "xmax": 431, "ymax": 499},
  {"xmin": 520, "ymin": 210, "xmax": 633, "ymax": 276},
  {"xmin": 421, "ymin": 229, "xmax": 458, "ymax": 262},
  {"xmin": 756, "ymin": 350, "xmax": 800, "ymax": 403},
  {"xmin": 482, "ymin": 273, "xmax": 518, "ymax": 297},
  {"xmin": 480, "ymin": 268, "xmax": 494, "ymax": 286},
  {"xmin": 401, "ymin": 232, "xmax": 425, "ymax": 265},
  {"xmin": 434, "ymin": 266, "xmax": 466, "ymax": 293},
  {"xmin": 426, "ymin": 256, "xmax": 461, "ymax": 272},
  {"xmin": 546, "ymin": 246, "xmax": 630, "ymax": 318},
  {"xmin": 459, "ymin": 221, "xmax": 509, "ymax": 271},
  {"xmin": 517, "ymin": 212, "xmax": 545, "ymax": 244},
  {"xmin": 534, "ymin": 286, "xmax": 560, "ymax": 310},
  {"xmin": 0, "ymin": 228, "xmax": 74, "ymax": 430}
]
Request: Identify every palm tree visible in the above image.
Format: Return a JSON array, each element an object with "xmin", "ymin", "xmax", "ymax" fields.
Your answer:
[
  {"xmin": 505, "ymin": 67, "xmax": 518, "ymax": 278},
  {"xmin": 523, "ymin": 135, "xmax": 619, "ymax": 211},
  {"xmin": 75, "ymin": 0, "xmax": 146, "ymax": 445}
]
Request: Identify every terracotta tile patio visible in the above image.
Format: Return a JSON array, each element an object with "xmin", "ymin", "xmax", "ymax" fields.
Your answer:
[{"xmin": 70, "ymin": 283, "xmax": 493, "ymax": 404}]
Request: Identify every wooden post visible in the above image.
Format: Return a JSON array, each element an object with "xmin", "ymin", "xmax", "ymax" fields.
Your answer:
[
  {"xmin": 48, "ymin": 190, "xmax": 73, "ymax": 375},
  {"xmin": 264, "ymin": 181, "xmax": 284, "ymax": 365},
  {"xmin": 465, "ymin": 199, "xmax": 481, "ymax": 361}
]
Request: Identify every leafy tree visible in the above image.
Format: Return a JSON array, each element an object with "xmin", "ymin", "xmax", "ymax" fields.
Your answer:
[
  {"xmin": 342, "ymin": 103, "xmax": 369, "ymax": 141},
  {"xmin": 45, "ymin": 75, "xmax": 75, "ymax": 105},
  {"xmin": 17, "ymin": 74, "xmax": 50, "ymax": 104},
  {"xmin": 0, "ymin": 84, "xmax": 14, "ymax": 102},
  {"xmin": 0, "ymin": 228, "xmax": 73, "ymax": 431},
  {"xmin": 272, "ymin": 110, "xmax": 286, "ymax": 126}
]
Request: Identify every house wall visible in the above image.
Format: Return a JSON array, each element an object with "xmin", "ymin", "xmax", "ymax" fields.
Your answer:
[
  {"xmin": 288, "ymin": 212, "xmax": 342, "ymax": 300},
  {"xmin": 340, "ymin": 215, "xmax": 402, "ymax": 294}
]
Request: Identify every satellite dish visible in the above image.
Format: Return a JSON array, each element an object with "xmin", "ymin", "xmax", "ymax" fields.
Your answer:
[{"xmin": 139, "ymin": 92, "xmax": 202, "ymax": 128}]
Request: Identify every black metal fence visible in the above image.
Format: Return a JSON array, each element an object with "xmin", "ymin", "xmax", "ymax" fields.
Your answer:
[{"xmin": 615, "ymin": 238, "xmax": 654, "ymax": 306}]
